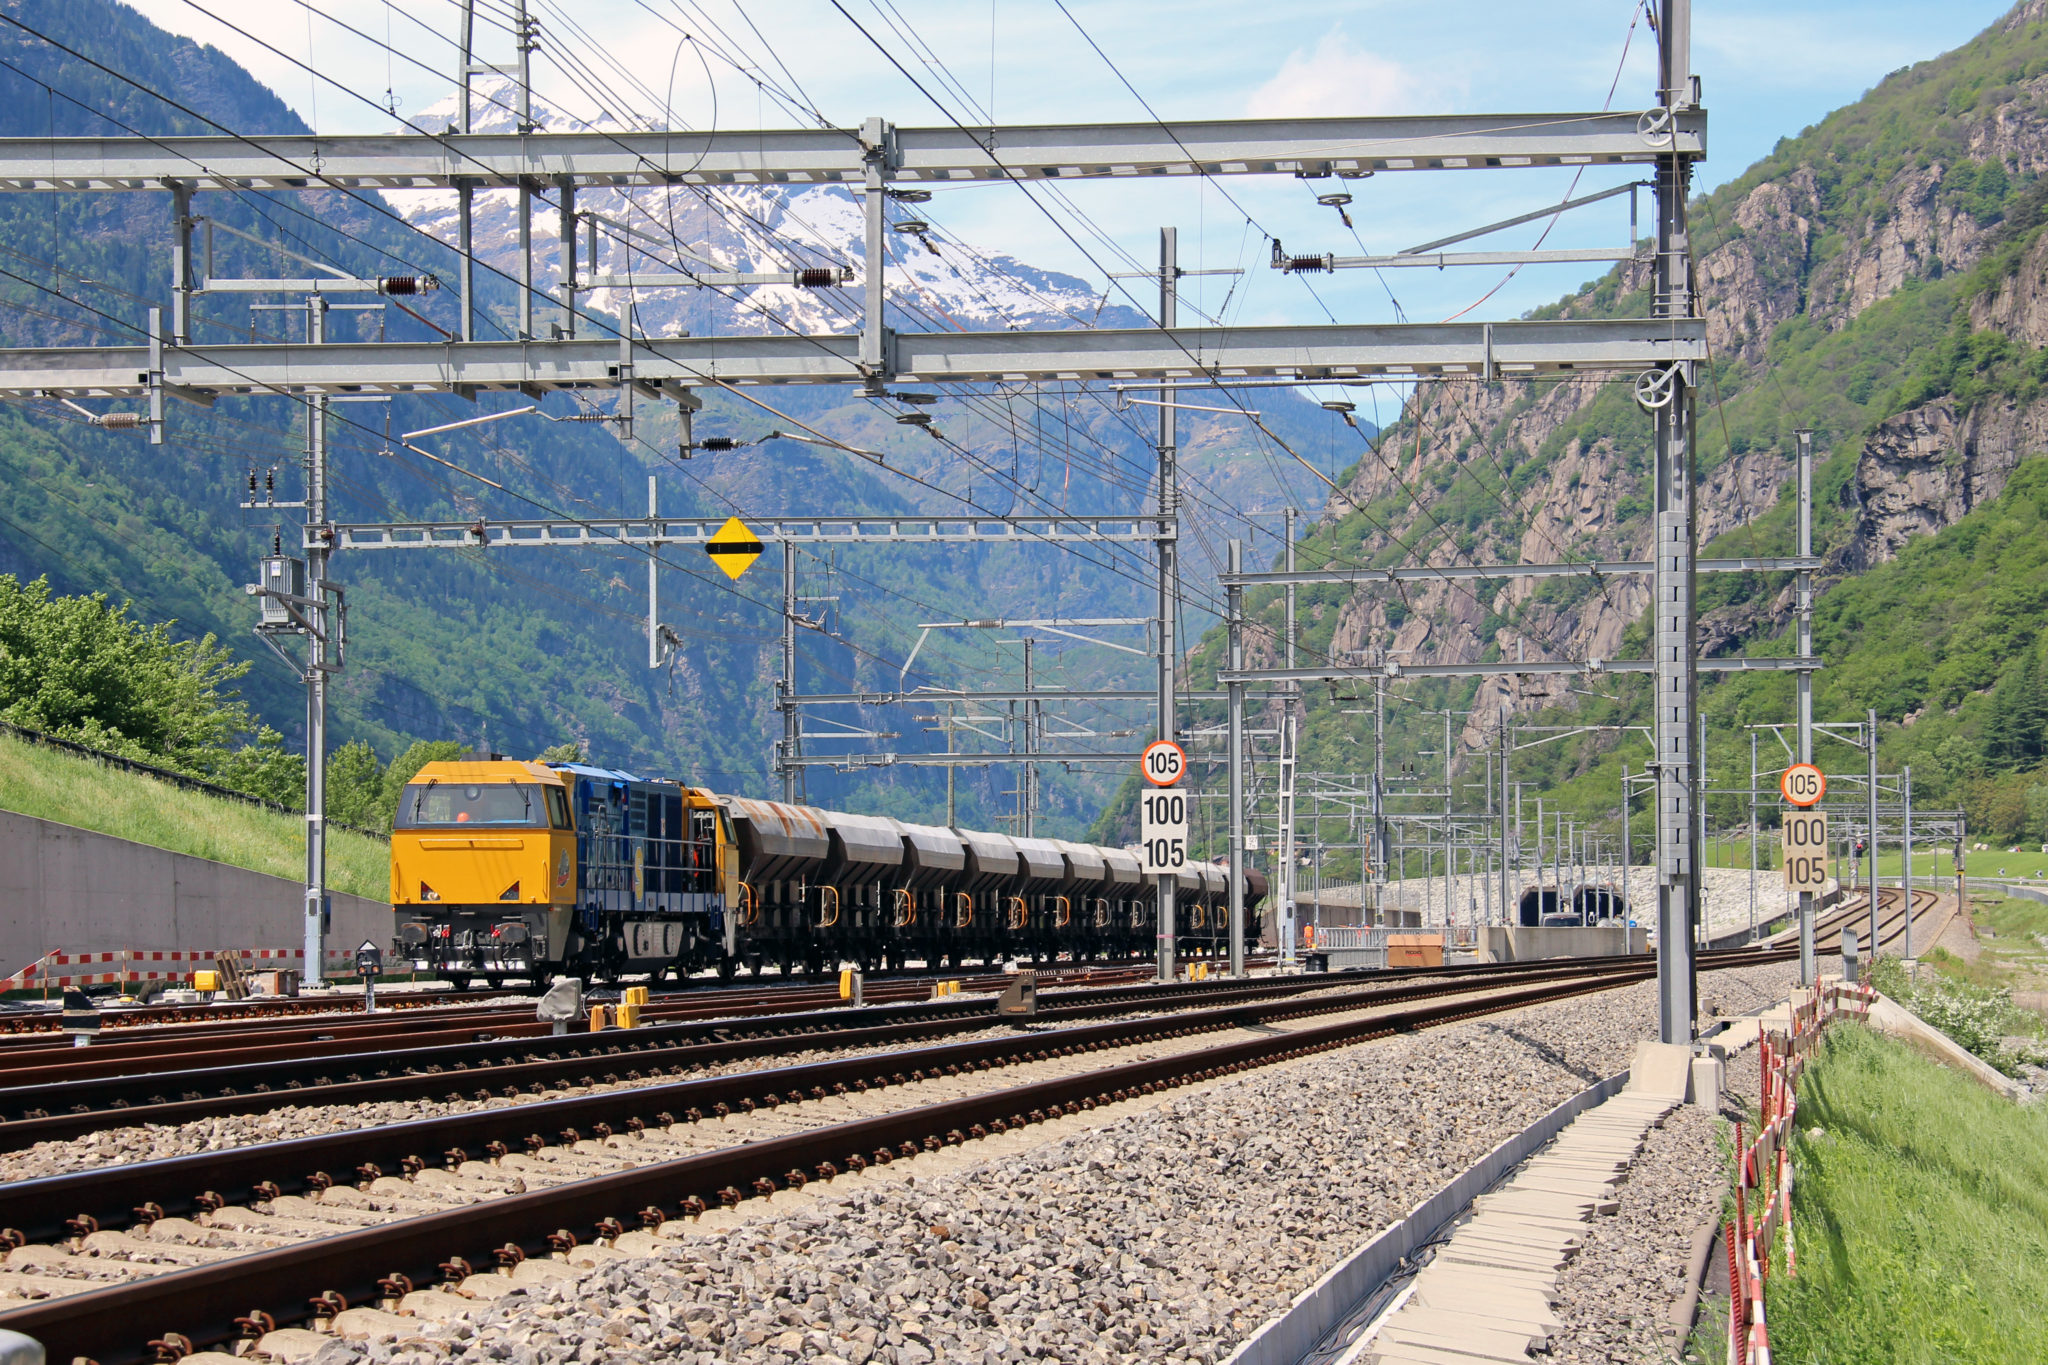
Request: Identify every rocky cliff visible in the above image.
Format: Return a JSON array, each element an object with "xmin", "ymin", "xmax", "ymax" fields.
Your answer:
[{"xmin": 1276, "ymin": 0, "xmax": 2048, "ymax": 760}]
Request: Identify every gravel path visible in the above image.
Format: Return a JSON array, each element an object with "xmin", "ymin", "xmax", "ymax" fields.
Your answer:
[
  {"xmin": 190, "ymin": 961, "xmax": 1798, "ymax": 1365},
  {"xmin": 1541, "ymin": 1102, "xmax": 1726, "ymax": 1364},
  {"xmin": 1541, "ymin": 1010, "xmax": 1774, "ymax": 1365}
]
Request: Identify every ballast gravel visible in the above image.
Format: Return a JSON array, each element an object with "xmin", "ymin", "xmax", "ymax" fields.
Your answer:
[{"xmin": 246, "ymin": 961, "xmax": 1795, "ymax": 1365}]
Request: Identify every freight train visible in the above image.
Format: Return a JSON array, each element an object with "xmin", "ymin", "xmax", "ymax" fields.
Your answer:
[{"xmin": 389, "ymin": 759, "xmax": 1266, "ymax": 986}]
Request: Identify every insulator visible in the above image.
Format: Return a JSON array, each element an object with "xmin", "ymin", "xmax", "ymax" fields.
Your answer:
[
  {"xmin": 93, "ymin": 412, "xmax": 144, "ymax": 430},
  {"xmin": 890, "ymin": 391, "xmax": 938, "ymax": 405},
  {"xmin": 247, "ymin": 471, "xmax": 258, "ymax": 494},
  {"xmin": 378, "ymin": 276, "xmax": 439, "ymax": 296},
  {"xmin": 895, "ymin": 412, "xmax": 932, "ymax": 426},
  {"xmin": 265, "ymin": 470, "xmax": 275, "ymax": 493},
  {"xmin": 699, "ymin": 436, "xmax": 738, "ymax": 451},
  {"xmin": 1285, "ymin": 255, "xmax": 1332, "ymax": 274},
  {"xmin": 1316, "ymin": 192, "xmax": 1354, "ymax": 209},
  {"xmin": 887, "ymin": 188, "xmax": 933, "ymax": 203},
  {"xmin": 795, "ymin": 268, "xmax": 838, "ymax": 289},
  {"xmin": 273, "ymin": 532, "xmax": 283, "ymax": 555},
  {"xmin": 891, "ymin": 218, "xmax": 930, "ymax": 235}
]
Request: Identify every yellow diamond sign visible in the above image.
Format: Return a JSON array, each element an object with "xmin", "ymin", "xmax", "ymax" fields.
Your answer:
[{"xmin": 703, "ymin": 516, "xmax": 764, "ymax": 580}]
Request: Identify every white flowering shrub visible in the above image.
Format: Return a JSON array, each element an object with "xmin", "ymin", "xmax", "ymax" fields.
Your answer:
[{"xmin": 1868, "ymin": 955, "xmax": 2048, "ymax": 1077}]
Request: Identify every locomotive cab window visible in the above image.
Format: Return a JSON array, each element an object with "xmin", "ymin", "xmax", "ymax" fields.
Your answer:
[
  {"xmin": 398, "ymin": 782, "xmax": 546, "ymax": 828},
  {"xmin": 544, "ymin": 786, "xmax": 572, "ymax": 830}
]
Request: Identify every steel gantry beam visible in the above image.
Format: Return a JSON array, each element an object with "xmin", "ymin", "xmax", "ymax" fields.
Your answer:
[
  {"xmin": 333, "ymin": 514, "xmax": 1173, "ymax": 552},
  {"xmin": 1217, "ymin": 658, "xmax": 1821, "ymax": 684},
  {"xmin": 1220, "ymin": 555, "xmax": 1822, "ymax": 587},
  {"xmin": 0, "ymin": 317, "xmax": 1707, "ymax": 398},
  {"xmin": 0, "ymin": 110, "xmax": 1704, "ymax": 192}
]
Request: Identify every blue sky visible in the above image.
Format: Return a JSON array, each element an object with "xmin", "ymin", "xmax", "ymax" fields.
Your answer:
[{"xmin": 133, "ymin": 0, "xmax": 2019, "ymax": 332}]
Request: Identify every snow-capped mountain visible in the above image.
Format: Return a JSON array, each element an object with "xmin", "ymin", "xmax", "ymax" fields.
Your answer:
[{"xmin": 401, "ymin": 80, "xmax": 1143, "ymax": 341}]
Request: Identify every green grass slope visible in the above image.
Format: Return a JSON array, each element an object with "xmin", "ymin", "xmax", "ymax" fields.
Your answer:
[
  {"xmin": 0, "ymin": 731, "xmax": 389, "ymax": 901},
  {"xmin": 1762, "ymin": 1025, "xmax": 2048, "ymax": 1364}
]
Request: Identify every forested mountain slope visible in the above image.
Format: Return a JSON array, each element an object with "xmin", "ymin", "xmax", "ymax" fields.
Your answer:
[{"xmin": 0, "ymin": 0, "xmax": 1349, "ymax": 834}]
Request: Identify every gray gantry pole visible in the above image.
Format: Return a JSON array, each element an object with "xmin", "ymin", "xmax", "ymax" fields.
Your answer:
[
  {"xmin": 1795, "ymin": 429, "xmax": 1816, "ymax": 984},
  {"xmin": 303, "ymin": 295, "xmax": 331, "ymax": 987},
  {"xmin": 513, "ymin": 0, "xmax": 535, "ymax": 339},
  {"xmin": 456, "ymin": 0, "xmax": 476, "ymax": 341},
  {"xmin": 1621, "ymin": 766, "xmax": 1631, "ymax": 939},
  {"xmin": 1902, "ymin": 764, "xmax": 1914, "ymax": 958},
  {"xmin": 1372, "ymin": 674, "xmax": 1386, "ymax": 923},
  {"xmin": 779, "ymin": 545, "xmax": 798, "ymax": 803},
  {"xmin": 1155, "ymin": 227, "xmax": 1180, "ymax": 983},
  {"xmin": 1227, "ymin": 538, "xmax": 1247, "ymax": 976},
  {"xmin": 1443, "ymin": 710, "xmax": 1454, "ymax": 936},
  {"xmin": 1867, "ymin": 706, "xmax": 1881, "ymax": 957},
  {"xmin": 1499, "ymin": 704, "xmax": 1511, "ymax": 927},
  {"xmin": 1652, "ymin": 0, "xmax": 1701, "ymax": 1043},
  {"xmin": 1749, "ymin": 729, "xmax": 1758, "ymax": 943}
]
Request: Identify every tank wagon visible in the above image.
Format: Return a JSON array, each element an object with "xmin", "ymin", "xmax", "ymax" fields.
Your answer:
[{"xmin": 390, "ymin": 758, "xmax": 1264, "ymax": 984}]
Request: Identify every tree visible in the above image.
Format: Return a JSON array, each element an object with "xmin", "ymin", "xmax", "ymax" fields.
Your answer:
[
  {"xmin": 327, "ymin": 740, "xmax": 383, "ymax": 827},
  {"xmin": 209, "ymin": 726, "xmax": 305, "ymax": 807},
  {"xmin": 0, "ymin": 574, "xmax": 251, "ymax": 765},
  {"xmin": 0, "ymin": 574, "xmax": 310, "ymax": 804},
  {"xmin": 533, "ymin": 741, "xmax": 584, "ymax": 764},
  {"xmin": 1984, "ymin": 648, "xmax": 2048, "ymax": 769},
  {"xmin": 2026, "ymin": 783, "xmax": 2048, "ymax": 845}
]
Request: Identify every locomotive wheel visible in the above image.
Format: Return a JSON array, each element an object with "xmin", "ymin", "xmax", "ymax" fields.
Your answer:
[
  {"xmin": 717, "ymin": 958, "xmax": 736, "ymax": 982},
  {"xmin": 484, "ymin": 976, "xmax": 506, "ymax": 992},
  {"xmin": 444, "ymin": 974, "xmax": 472, "ymax": 992}
]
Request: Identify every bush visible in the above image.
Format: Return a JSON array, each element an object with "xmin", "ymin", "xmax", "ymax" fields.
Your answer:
[{"xmin": 1868, "ymin": 955, "xmax": 2048, "ymax": 1075}]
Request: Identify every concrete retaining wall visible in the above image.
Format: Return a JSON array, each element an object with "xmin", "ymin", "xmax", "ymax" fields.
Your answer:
[
  {"xmin": 0, "ymin": 810, "xmax": 389, "ymax": 981},
  {"xmin": 1481, "ymin": 925, "xmax": 1637, "ymax": 962}
]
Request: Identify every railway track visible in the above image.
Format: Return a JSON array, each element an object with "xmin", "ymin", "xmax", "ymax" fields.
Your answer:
[
  {"xmin": 0, "ymin": 955, "xmax": 1209, "ymax": 1038},
  {"xmin": 0, "ymin": 957, "xmax": 1600, "ymax": 1145},
  {"xmin": 0, "ymin": 948, "xmax": 1793, "ymax": 1364},
  {"xmin": 1763, "ymin": 887, "xmax": 1947, "ymax": 957},
  {"xmin": 0, "ymin": 963, "xmax": 1146, "ymax": 1071}
]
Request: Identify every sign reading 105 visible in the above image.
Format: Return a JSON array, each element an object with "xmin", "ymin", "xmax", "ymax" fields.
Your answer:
[{"xmin": 1140, "ymin": 788, "xmax": 1189, "ymax": 874}]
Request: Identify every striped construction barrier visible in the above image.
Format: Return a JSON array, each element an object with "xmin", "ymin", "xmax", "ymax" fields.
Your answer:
[
  {"xmin": 2, "ymin": 947, "xmax": 355, "ymax": 991},
  {"xmin": 1728, "ymin": 980, "xmax": 1873, "ymax": 1365}
]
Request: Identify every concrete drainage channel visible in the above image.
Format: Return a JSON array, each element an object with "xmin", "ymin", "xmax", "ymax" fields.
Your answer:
[
  {"xmin": 0, "ymin": 962, "xmax": 1708, "ymax": 1365},
  {"xmin": 1227, "ymin": 1010, "xmax": 1768, "ymax": 1365}
]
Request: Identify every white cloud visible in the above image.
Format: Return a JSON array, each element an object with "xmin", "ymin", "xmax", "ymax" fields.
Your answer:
[{"xmin": 1244, "ymin": 29, "xmax": 1433, "ymax": 119}]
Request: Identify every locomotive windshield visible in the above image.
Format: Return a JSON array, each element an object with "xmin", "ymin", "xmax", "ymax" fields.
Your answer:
[{"xmin": 397, "ymin": 781, "xmax": 548, "ymax": 829}]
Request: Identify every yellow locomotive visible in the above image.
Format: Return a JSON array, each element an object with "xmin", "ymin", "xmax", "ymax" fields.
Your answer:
[{"xmin": 392, "ymin": 761, "xmax": 735, "ymax": 988}]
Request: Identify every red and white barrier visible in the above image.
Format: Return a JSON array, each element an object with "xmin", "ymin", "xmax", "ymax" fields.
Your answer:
[
  {"xmin": 2, "ymin": 946, "xmax": 353, "ymax": 991},
  {"xmin": 1727, "ymin": 980, "xmax": 1871, "ymax": 1365}
]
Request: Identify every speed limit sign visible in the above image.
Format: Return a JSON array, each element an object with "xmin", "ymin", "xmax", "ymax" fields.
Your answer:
[
  {"xmin": 1781, "ymin": 763, "xmax": 1826, "ymax": 808},
  {"xmin": 1140, "ymin": 739, "xmax": 1186, "ymax": 788}
]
